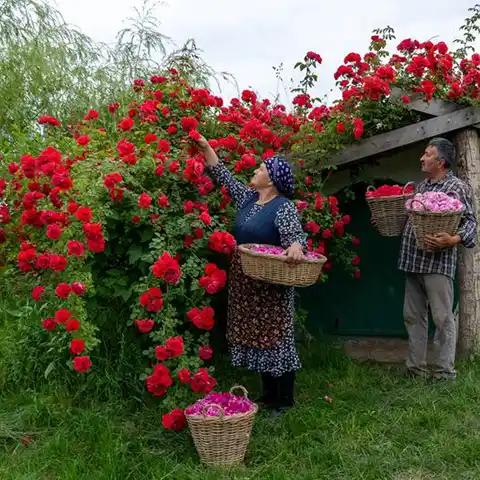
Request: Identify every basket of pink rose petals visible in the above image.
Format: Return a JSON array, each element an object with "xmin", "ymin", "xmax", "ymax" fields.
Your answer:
[
  {"xmin": 238, "ymin": 244, "xmax": 326, "ymax": 287},
  {"xmin": 406, "ymin": 191, "xmax": 465, "ymax": 251},
  {"xmin": 185, "ymin": 386, "xmax": 258, "ymax": 466}
]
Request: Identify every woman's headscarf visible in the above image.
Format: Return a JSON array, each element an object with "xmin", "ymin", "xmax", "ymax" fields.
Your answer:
[{"xmin": 264, "ymin": 155, "xmax": 295, "ymax": 198}]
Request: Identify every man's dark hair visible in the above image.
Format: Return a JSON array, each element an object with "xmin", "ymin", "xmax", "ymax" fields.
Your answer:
[{"xmin": 428, "ymin": 137, "xmax": 456, "ymax": 168}]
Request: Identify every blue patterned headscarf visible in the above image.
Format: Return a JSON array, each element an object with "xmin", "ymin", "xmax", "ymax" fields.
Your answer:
[{"xmin": 264, "ymin": 156, "xmax": 295, "ymax": 198}]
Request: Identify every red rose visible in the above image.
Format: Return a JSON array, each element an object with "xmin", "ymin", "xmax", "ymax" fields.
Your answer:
[
  {"xmin": 352, "ymin": 237, "xmax": 360, "ymax": 247},
  {"xmin": 187, "ymin": 306, "xmax": 215, "ymax": 331},
  {"xmin": 305, "ymin": 221, "xmax": 320, "ymax": 234},
  {"xmin": 158, "ymin": 139, "xmax": 170, "ymax": 153},
  {"xmin": 180, "ymin": 116, "xmax": 198, "ymax": 132},
  {"xmin": 178, "ymin": 368, "xmax": 191, "ymax": 384},
  {"xmin": 208, "ymin": 231, "xmax": 236, "ymax": 254},
  {"xmin": 70, "ymin": 339, "xmax": 85, "ymax": 355},
  {"xmin": 155, "ymin": 345, "xmax": 169, "ymax": 361},
  {"xmin": 67, "ymin": 201, "xmax": 79, "ymax": 214},
  {"xmin": 48, "ymin": 254, "xmax": 68, "ymax": 271},
  {"xmin": 84, "ymin": 109, "xmax": 99, "ymax": 120},
  {"xmin": 46, "ymin": 224, "xmax": 62, "ymax": 240},
  {"xmin": 71, "ymin": 282, "xmax": 86, "ymax": 296},
  {"xmin": 336, "ymin": 123, "xmax": 345, "ymax": 134},
  {"xmin": 139, "ymin": 287, "xmax": 163, "ymax": 312},
  {"xmin": 138, "ymin": 193, "xmax": 152, "ymax": 209},
  {"xmin": 162, "ymin": 409, "xmax": 186, "ymax": 432},
  {"xmin": 55, "ymin": 282, "xmax": 72, "ymax": 299},
  {"xmin": 165, "ymin": 336, "xmax": 184, "ymax": 358},
  {"xmin": 144, "ymin": 133, "xmax": 157, "ymax": 144},
  {"xmin": 352, "ymin": 255, "xmax": 360, "ymax": 266},
  {"xmin": 199, "ymin": 264, "xmax": 227, "ymax": 294},
  {"xmin": 199, "ymin": 211, "xmax": 211, "ymax": 226},
  {"xmin": 74, "ymin": 207, "xmax": 93, "ymax": 223},
  {"xmin": 117, "ymin": 139, "xmax": 135, "ymax": 157},
  {"xmin": 104, "ymin": 173, "xmax": 123, "ymax": 190},
  {"xmin": 32, "ymin": 286, "xmax": 45, "ymax": 301},
  {"xmin": 322, "ymin": 229, "xmax": 333, "ymax": 240},
  {"xmin": 184, "ymin": 201, "xmax": 194, "ymax": 214},
  {"xmin": 8, "ymin": 162, "xmax": 19, "ymax": 174},
  {"xmin": 158, "ymin": 194, "xmax": 169, "ymax": 208},
  {"xmin": 42, "ymin": 318, "xmax": 56, "ymax": 331},
  {"xmin": 118, "ymin": 117, "xmax": 134, "ymax": 131},
  {"xmin": 199, "ymin": 345, "xmax": 213, "ymax": 361},
  {"xmin": 65, "ymin": 319, "xmax": 81, "ymax": 332},
  {"xmin": 77, "ymin": 135, "xmax": 90, "ymax": 146},
  {"xmin": 146, "ymin": 363, "xmax": 173, "ymax": 396},
  {"xmin": 354, "ymin": 270, "xmax": 361, "ymax": 279},
  {"xmin": 151, "ymin": 252, "xmax": 181, "ymax": 284},
  {"xmin": 189, "ymin": 368, "xmax": 216, "ymax": 394},
  {"xmin": 73, "ymin": 356, "xmax": 92, "ymax": 373},
  {"xmin": 135, "ymin": 319, "xmax": 155, "ymax": 333},
  {"xmin": 55, "ymin": 308, "xmax": 72, "ymax": 324}
]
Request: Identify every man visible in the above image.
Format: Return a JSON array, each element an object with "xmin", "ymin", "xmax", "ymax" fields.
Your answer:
[{"xmin": 398, "ymin": 137, "xmax": 477, "ymax": 380}]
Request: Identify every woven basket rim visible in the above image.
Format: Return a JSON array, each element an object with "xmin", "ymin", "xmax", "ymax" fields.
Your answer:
[
  {"xmin": 185, "ymin": 404, "xmax": 258, "ymax": 422},
  {"xmin": 366, "ymin": 192, "xmax": 415, "ymax": 201},
  {"xmin": 407, "ymin": 208, "xmax": 464, "ymax": 217},
  {"xmin": 238, "ymin": 244, "xmax": 326, "ymax": 265}
]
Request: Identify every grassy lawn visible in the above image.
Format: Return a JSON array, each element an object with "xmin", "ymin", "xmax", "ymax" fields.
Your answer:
[{"xmin": 1, "ymin": 343, "xmax": 480, "ymax": 480}]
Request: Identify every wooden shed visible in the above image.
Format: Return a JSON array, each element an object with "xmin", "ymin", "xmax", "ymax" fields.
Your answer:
[{"xmin": 300, "ymin": 89, "xmax": 480, "ymax": 358}]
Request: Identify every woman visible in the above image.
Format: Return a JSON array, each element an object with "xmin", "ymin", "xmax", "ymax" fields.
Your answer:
[{"xmin": 195, "ymin": 135, "xmax": 307, "ymax": 417}]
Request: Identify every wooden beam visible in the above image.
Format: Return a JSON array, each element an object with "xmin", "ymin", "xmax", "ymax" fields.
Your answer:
[
  {"xmin": 330, "ymin": 107, "xmax": 480, "ymax": 167},
  {"xmin": 455, "ymin": 128, "xmax": 480, "ymax": 357},
  {"xmin": 390, "ymin": 86, "xmax": 480, "ymax": 130}
]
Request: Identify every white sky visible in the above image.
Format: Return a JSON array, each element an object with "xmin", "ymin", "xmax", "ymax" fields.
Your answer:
[{"xmin": 55, "ymin": 0, "xmax": 478, "ymax": 104}]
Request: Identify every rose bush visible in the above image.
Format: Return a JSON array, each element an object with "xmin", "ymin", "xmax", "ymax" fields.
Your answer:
[{"xmin": 0, "ymin": 66, "xmax": 359, "ymax": 427}]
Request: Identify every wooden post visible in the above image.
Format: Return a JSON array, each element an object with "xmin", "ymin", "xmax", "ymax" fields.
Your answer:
[{"xmin": 455, "ymin": 128, "xmax": 480, "ymax": 357}]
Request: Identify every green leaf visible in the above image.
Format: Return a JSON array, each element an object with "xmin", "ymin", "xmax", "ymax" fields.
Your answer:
[
  {"xmin": 128, "ymin": 244, "xmax": 143, "ymax": 264},
  {"xmin": 140, "ymin": 228, "xmax": 154, "ymax": 243}
]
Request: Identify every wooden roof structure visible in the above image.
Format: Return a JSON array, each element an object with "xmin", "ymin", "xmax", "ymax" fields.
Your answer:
[{"xmin": 329, "ymin": 87, "xmax": 480, "ymax": 167}]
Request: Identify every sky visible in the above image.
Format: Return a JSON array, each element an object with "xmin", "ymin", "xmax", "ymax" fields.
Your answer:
[{"xmin": 55, "ymin": 0, "xmax": 478, "ymax": 105}]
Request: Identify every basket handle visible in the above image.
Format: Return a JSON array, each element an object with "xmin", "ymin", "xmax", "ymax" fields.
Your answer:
[
  {"xmin": 366, "ymin": 185, "xmax": 376, "ymax": 193},
  {"xmin": 201, "ymin": 403, "xmax": 225, "ymax": 420},
  {"xmin": 408, "ymin": 198, "xmax": 427, "ymax": 212},
  {"xmin": 229, "ymin": 385, "xmax": 249, "ymax": 398},
  {"xmin": 402, "ymin": 181, "xmax": 415, "ymax": 194}
]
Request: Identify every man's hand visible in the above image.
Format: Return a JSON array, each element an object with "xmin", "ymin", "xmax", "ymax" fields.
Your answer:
[
  {"xmin": 285, "ymin": 243, "xmax": 304, "ymax": 264},
  {"xmin": 424, "ymin": 233, "xmax": 461, "ymax": 250}
]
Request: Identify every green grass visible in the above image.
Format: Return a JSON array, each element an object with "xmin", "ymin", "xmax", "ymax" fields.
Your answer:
[{"xmin": 1, "ymin": 343, "xmax": 480, "ymax": 480}]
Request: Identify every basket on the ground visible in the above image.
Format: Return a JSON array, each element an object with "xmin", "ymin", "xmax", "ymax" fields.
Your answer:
[
  {"xmin": 366, "ymin": 182, "xmax": 415, "ymax": 237},
  {"xmin": 185, "ymin": 386, "xmax": 258, "ymax": 467},
  {"xmin": 408, "ymin": 198, "xmax": 464, "ymax": 251},
  {"xmin": 238, "ymin": 244, "xmax": 326, "ymax": 287}
]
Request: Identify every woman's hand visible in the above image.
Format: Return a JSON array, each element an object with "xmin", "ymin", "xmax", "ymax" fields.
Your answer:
[
  {"xmin": 193, "ymin": 134, "xmax": 218, "ymax": 167},
  {"xmin": 285, "ymin": 243, "xmax": 304, "ymax": 264}
]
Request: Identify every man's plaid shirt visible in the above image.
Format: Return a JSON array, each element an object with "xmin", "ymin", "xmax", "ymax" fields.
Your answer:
[{"xmin": 398, "ymin": 171, "xmax": 477, "ymax": 279}]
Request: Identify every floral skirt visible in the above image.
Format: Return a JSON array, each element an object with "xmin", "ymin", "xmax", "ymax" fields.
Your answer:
[{"xmin": 227, "ymin": 251, "xmax": 301, "ymax": 377}]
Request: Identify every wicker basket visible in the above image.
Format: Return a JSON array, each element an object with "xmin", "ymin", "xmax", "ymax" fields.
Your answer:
[
  {"xmin": 238, "ymin": 244, "xmax": 326, "ymax": 287},
  {"xmin": 408, "ymin": 198, "xmax": 464, "ymax": 251},
  {"xmin": 366, "ymin": 182, "xmax": 415, "ymax": 237},
  {"xmin": 185, "ymin": 386, "xmax": 258, "ymax": 467}
]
